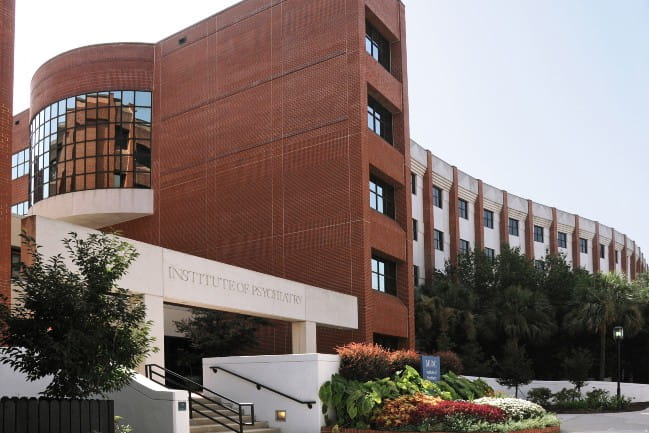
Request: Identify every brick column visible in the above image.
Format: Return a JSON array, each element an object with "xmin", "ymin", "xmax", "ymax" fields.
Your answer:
[
  {"xmin": 422, "ymin": 151, "xmax": 434, "ymax": 285},
  {"xmin": 631, "ymin": 241, "xmax": 636, "ymax": 281},
  {"xmin": 572, "ymin": 215, "xmax": 581, "ymax": 269},
  {"xmin": 622, "ymin": 234, "xmax": 628, "ymax": 277},
  {"xmin": 449, "ymin": 166, "xmax": 459, "ymax": 266},
  {"xmin": 593, "ymin": 223, "xmax": 600, "ymax": 273},
  {"xmin": 608, "ymin": 229, "xmax": 616, "ymax": 272},
  {"xmin": 525, "ymin": 199, "xmax": 534, "ymax": 259},
  {"xmin": 0, "ymin": 0, "xmax": 15, "ymax": 305},
  {"xmin": 474, "ymin": 180, "xmax": 484, "ymax": 251},
  {"xmin": 500, "ymin": 191, "xmax": 509, "ymax": 247},
  {"xmin": 549, "ymin": 207, "xmax": 558, "ymax": 255}
]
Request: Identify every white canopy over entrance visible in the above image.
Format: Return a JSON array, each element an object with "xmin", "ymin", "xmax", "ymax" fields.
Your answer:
[{"xmin": 23, "ymin": 216, "xmax": 359, "ymax": 367}]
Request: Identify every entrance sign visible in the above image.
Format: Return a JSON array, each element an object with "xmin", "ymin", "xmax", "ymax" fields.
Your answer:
[{"xmin": 421, "ymin": 356, "xmax": 440, "ymax": 382}]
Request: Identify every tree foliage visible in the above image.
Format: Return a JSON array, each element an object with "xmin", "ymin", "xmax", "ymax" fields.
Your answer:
[
  {"xmin": 415, "ymin": 245, "xmax": 649, "ymax": 383},
  {"xmin": 496, "ymin": 342, "xmax": 534, "ymax": 398},
  {"xmin": 174, "ymin": 309, "xmax": 268, "ymax": 365},
  {"xmin": 0, "ymin": 233, "xmax": 155, "ymax": 398}
]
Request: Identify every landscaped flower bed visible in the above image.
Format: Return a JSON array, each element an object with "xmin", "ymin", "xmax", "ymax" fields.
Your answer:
[{"xmin": 320, "ymin": 343, "xmax": 560, "ymax": 433}]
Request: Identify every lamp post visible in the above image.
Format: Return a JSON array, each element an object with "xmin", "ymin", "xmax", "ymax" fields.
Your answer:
[{"xmin": 613, "ymin": 326, "xmax": 624, "ymax": 399}]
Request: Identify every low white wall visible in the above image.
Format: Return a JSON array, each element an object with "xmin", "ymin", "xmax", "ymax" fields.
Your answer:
[
  {"xmin": 203, "ymin": 354, "xmax": 340, "ymax": 433},
  {"xmin": 466, "ymin": 376, "xmax": 649, "ymax": 402},
  {"xmin": 106, "ymin": 375, "xmax": 189, "ymax": 433},
  {"xmin": 0, "ymin": 361, "xmax": 188, "ymax": 433}
]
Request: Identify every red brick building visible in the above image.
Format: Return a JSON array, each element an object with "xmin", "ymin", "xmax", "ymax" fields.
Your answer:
[{"xmin": 7, "ymin": 0, "xmax": 415, "ymax": 354}]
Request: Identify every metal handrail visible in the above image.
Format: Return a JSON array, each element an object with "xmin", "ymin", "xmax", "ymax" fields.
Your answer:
[
  {"xmin": 210, "ymin": 365, "xmax": 316, "ymax": 409},
  {"xmin": 145, "ymin": 364, "xmax": 254, "ymax": 433}
]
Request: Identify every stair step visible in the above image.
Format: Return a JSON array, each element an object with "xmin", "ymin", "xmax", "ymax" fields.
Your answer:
[
  {"xmin": 191, "ymin": 416, "xmax": 253, "ymax": 426},
  {"xmin": 189, "ymin": 421, "xmax": 269, "ymax": 433}
]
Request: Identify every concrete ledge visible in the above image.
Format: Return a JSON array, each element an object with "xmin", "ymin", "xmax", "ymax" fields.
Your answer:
[{"xmin": 30, "ymin": 188, "xmax": 153, "ymax": 228}]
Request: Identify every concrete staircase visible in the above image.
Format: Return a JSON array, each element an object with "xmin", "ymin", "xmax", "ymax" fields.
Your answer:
[{"xmin": 189, "ymin": 397, "xmax": 280, "ymax": 433}]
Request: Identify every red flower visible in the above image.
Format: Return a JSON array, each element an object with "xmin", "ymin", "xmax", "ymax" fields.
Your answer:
[{"xmin": 411, "ymin": 400, "xmax": 506, "ymax": 424}]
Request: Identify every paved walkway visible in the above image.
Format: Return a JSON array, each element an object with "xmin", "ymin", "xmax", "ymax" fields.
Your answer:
[{"xmin": 558, "ymin": 408, "xmax": 649, "ymax": 432}]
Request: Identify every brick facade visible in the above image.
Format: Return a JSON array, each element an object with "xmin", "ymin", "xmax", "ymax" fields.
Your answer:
[
  {"xmin": 0, "ymin": 0, "xmax": 14, "ymax": 304},
  {"xmin": 14, "ymin": 0, "xmax": 413, "ymax": 354}
]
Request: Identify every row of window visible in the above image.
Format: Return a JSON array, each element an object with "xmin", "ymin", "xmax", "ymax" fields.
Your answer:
[
  {"xmin": 11, "ymin": 200, "xmax": 28, "ymax": 216},
  {"xmin": 11, "ymin": 148, "xmax": 29, "ymax": 179}
]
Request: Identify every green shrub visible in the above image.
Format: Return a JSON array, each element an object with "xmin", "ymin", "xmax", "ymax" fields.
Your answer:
[
  {"xmin": 434, "ymin": 350, "xmax": 464, "ymax": 374},
  {"xmin": 526, "ymin": 387, "xmax": 552, "ymax": 407},
  {"xmin": 553, "ymin": 387, "xmax": 581, "ymax": 404},
  {"xmin": 438, "ymin": 371, "xmax": 493, "ymax": 400}
]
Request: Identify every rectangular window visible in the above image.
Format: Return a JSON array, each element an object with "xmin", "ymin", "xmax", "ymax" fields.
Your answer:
[
  {"xmin": 485, "ymin": 247, "xmax": 495, "ymax": 262},
  {"xmin": 460, "ymin": 239, "xmax": 470, "ymax": 255},
  {"xmin": 11, "ymin": 148, "xmax": 29, "ymax": 179},
  {"xmin": 372, "ymin": 255, "xmax": 396, "ymax": 295},
  {"xmin": 365, "ymin": 22, "xmax": 390, "ymax": 70},
  {"xmin": 367, "ymin": 96, "xmax": 393, "ymax": 144},
  {"xmin": 580, "ymin": 238, "xmax": 588, "ymax": 254},
  {"xmin": 433, "ymin": 186, "xmax": 443, "ymax": 208},
  {"xmin": 484, "ymin": 209, "xmax": 494, "ymax": 229},
  {"xmin": 411, "ymin": 173, "xmax": 416, "ymax": 195},
  {"xmin": 615, "ymin": 250, "xmax": 619, "ymax": 264},
  {"xmin": 10, "ymin": 200, "xmax": 29, "ymax": 216},
  {"xmin": 434, "ymin": 229, "xmax": 444, "ymax": 251},
  {"xmin": 535, "ymin": 260, "xmax": 544, "ymax": 271},
  {"xmin": 458, "ymin": 199, "xmax": 468, "ymax": 219},
  {"xmin": 558, "ymin": 232, "xmax": 567, "ymax": 248},
  {"xmin": 509, "ymin": 218, "xmax": 519, "ymax": 236},
  {"xmin": 600, "ymin": 244, "xmax": 606, "ymax": 259},
  {"xmin": 412, "ymin": 219, "xmax": 418, "ymax": 241},
  {"xmin": 369, "ymin": 175, "xmax": 394, "ymax": 218},
  {"xmin": 413, "ymin": 265, "xmax": 420, "ymax": 287},
  {"xmin": 534, "ymin": 225, "xmax": 544, "ymax": 243},
  {"xmin": 11, "ymin": 247, "xmax": 20, "ymax": 280}
]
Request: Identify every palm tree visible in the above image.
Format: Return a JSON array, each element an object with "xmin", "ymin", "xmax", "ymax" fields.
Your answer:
[
  {"xmin": 565, "ymin": 272, "xmax": 647, "ymax": 379},
  {"xmin": 484, "ymin": 285, "xmax": 556, "ymax": 348}
]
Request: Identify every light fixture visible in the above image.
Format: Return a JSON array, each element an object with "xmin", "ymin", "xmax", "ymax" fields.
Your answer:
[
  {"xmin": 613, "ymin": 326, "xmax": 624, "ymax": 340},
  {"xmin": 275, "ymin": 410, "xmax": 287, "ymax": 422}
]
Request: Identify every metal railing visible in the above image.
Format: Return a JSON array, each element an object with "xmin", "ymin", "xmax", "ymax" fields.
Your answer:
[
  {"xmin": 144, "ymin": 364, "xmax": 254, "ymax": 433},
  {"xmin": 210, "ymin": 365, "xmax": 316, "ymax": 409}
]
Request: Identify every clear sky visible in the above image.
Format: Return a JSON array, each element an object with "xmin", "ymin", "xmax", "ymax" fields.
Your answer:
[{"xmin": 12, "ymin": 0, "xmax": 649, "ymax": 254}]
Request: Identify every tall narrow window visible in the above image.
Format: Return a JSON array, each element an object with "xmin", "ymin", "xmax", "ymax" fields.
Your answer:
[
  {"xmin": 413, "ymin": 265, "xmax": 420, "ymax": 287},
  {"xmin": 534, "ymin": 225, "xmax": 544, "ymax": 243},
  {"xmin": 484, "ymin": 209, "xmax": 494, "ymax": 229},
  {"xmin": 600, "ymin": 244, "xmax": 606, "ymax": 259},
  {"xmin": 460, "ymin": 239, "xmax": 470, "ymax": 255},
  {"xmin": 365, "ymin": 22, "xmax": 390, "ymax": 70},
  {"xmin": 580, "ymin": 238, "xmax": 588, "ymax": 254},
  {"xmin": 11, "ymin": 247, "xmax": 21, "ymax": 280},
  {"xmin": 433, "ymin": 186, "xmax": 443, "ymax": 208},
  {"xmin": 372, "ymin": 255, "xmax": 396, "ymax": 295},
  {"xmin": 558, "ymin": 232, "xmax": 567, "ymax": 248},
  {"xmin": 367, "ymin": 96, "xmax": 393, "ymax": 144},
  {"xmin": 615, "ymin": 250, "xmax": 619, "ymax": 264},
  {"xmin": 485, "ymin": 247, "xmax": 495, "ymax": 262},
  {"xmin": 535, "ymin": 260, "xmax": 544, "ymax": 271},
  {"xmin": 434, "ymin": 229, "xmax": 444, "ymax": 251},
  {"xmin": 509, "ymin": 218, "xmax": 519, "ymax": 236},
  {"xmin": 369, "ymin": 175, "xmax": 394, "ymax": 218},
  {"xmin": 458, "ymin": 199, "xmax": 468, "ymax": 219},
  {"xmin": 11, "ymin": 148, "xmax": 29, "ymax": 179},
  {"xmin": 412, "ymin": 219, "xmax": 418, "ymax": 241},
  {"xmin": 411, "ymin": 173, "xmax": 417, "ymax": 195}
]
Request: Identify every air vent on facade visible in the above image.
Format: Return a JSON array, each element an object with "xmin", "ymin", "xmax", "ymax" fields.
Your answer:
[
  {"xmin": 178, "ymin": 37, "xmax": 187, "ymax": 45},
  {"xmin": 14, "ymin": 120, "xmax": 19, "ymax": 125}
]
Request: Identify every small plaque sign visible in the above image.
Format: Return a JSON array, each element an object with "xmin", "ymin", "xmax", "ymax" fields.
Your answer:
[
  {"xmin": 421, "ymin": 355, "xmax": 441, "ymax": 382},
  {"xmin": 178, "ymin": 401, "xmax": 187, "ymax": 411}
]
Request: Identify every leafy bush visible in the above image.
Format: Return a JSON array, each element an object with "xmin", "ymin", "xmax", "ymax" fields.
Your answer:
[
  {"xmin": 336, "ymin": 343, "xmax": 391, "ymax": 382},
  {"xmin": 434, "ymin": 350, "xmax": 464, "ymax": 374},
  {"xmin": 553, "ymin": 387, "xmax": 581, "ymax": 404},
  {"xmin": 389, "ymin": 349, "xmax": 420, "ymax": 375},
  {"xmin": 319, "ymin": 366, "xmax": 450, "ymax": 429},
  {"xmin": 372, "ymin": 393, "xmax": 442, "ymax": 430},
  {"xmin": 438, "ymin": 371, "xmax": 494, "ymax": 400},
  {"xmin": 473, "ymin": 397, "xmax": 546, "ymax": 421},
  {"xmin": 526, "ymin": 387, "xmax": 552, "ymax": 407},
  {"xmin": 562, "ymin": 348, "xmax": 593, "ymax": 392}
]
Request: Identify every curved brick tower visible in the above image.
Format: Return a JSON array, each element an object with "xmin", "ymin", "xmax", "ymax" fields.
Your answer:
[{"xmin": 0, "ymin": 0, "xmax": 15, "ymax": 303}]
